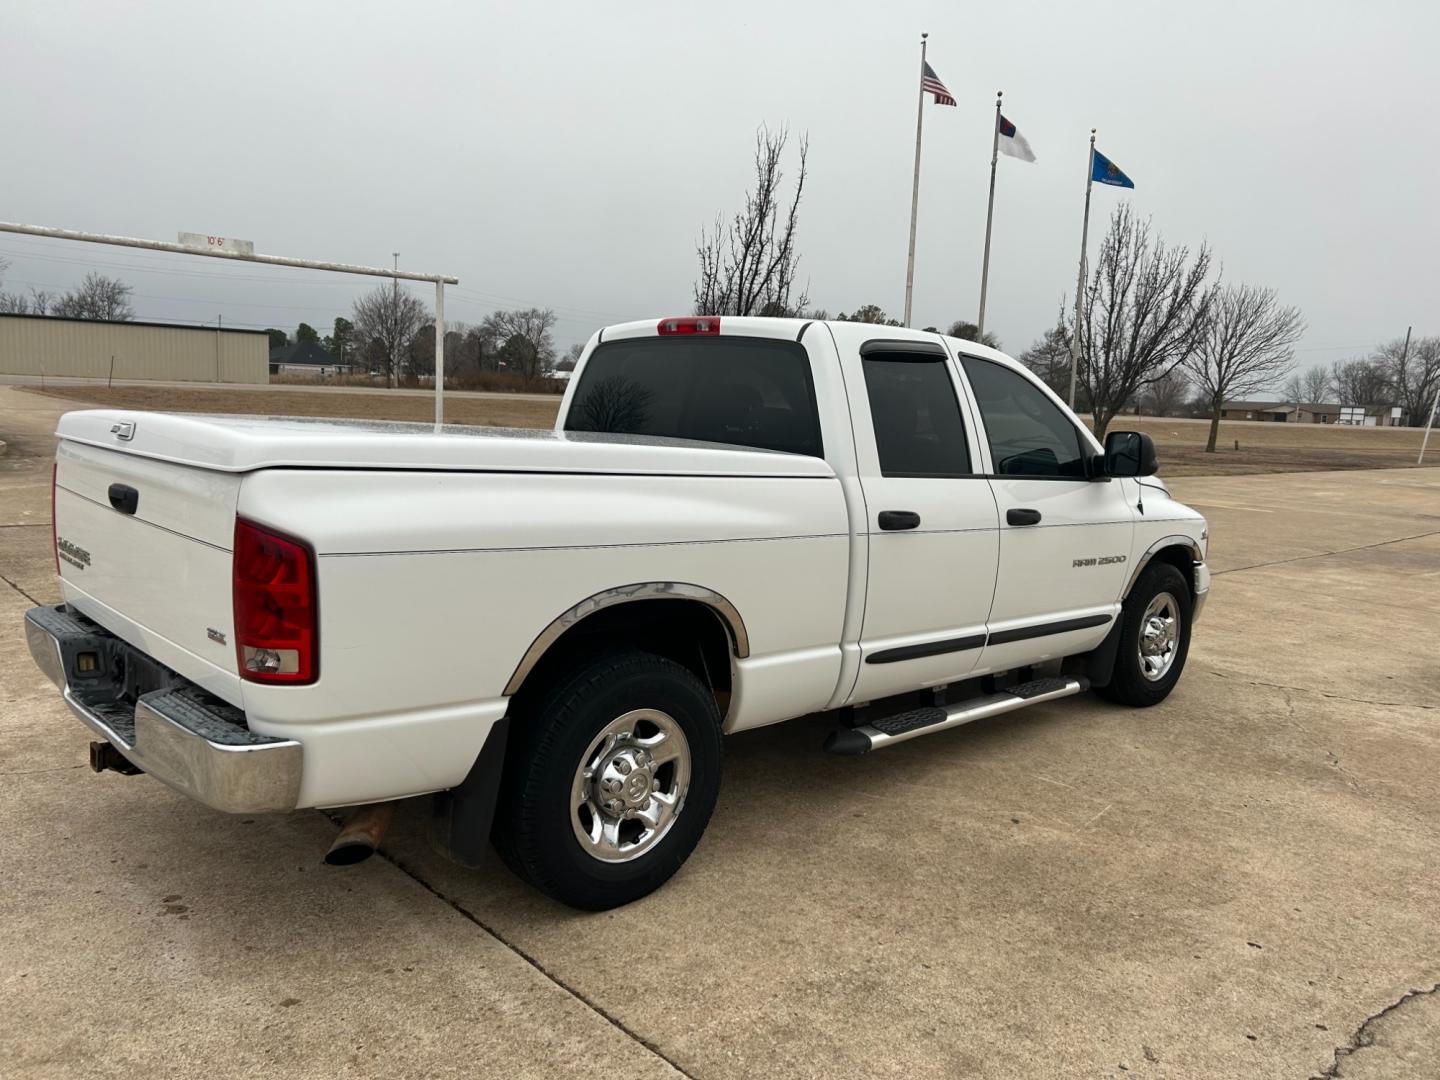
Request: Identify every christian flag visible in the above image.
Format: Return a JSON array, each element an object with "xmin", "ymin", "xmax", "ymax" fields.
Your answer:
[
  {"xmin": 921, "ymin": 61, "xmax": 957, "ymax": 106},
  {"xmin": 998, "ymin": 115, "xmax": 1036, "ymax": 162}
]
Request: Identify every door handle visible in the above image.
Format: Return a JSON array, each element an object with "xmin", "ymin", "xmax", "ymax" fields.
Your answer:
[
  {"xmin": 878, "ymin": 510, "xmax": 921, "ymax": 531},
  {"xmin": 1006, "ymin": 508, "xmax": 1042, "ymax": 526},
  {"xmin": 108, "ymin": 483, "xmax": 139, "ymax": 515}
]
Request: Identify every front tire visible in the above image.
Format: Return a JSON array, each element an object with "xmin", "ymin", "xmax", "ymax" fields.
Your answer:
[
  {"xmin": 494, "ymin": 650, "xmax": 723, "ymax": 910},
  {"xmin": 1096, "ymin": 562, "xmax": 1192, "ymax": 707}
]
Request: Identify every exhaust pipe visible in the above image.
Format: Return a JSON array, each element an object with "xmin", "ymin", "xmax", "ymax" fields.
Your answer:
[{"xmin": 324, "ymin": 802, "xmax": 396, "ymax": 866}]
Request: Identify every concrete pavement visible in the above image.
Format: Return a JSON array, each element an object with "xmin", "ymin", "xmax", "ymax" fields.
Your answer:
[{"xmin": 2, "ymin": 386, "xmax": 1437, "ymax": 1078}]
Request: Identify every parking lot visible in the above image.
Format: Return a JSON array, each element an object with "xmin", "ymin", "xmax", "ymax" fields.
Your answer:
[{"xmin": 3, "ymin": 384, "xmax": 1438, "ymax": 1079}]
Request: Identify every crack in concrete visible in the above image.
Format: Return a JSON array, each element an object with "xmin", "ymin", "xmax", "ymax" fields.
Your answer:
[
  {"xmin": 1310, "ymin": 981, "xmax": 1440, "ymax": 1078},
  {"xmin": 1226, "ymin": 679, "xmax": 1374, "ymax": 795},
  {"xmin": 1212, "ymin": 528, "xmax": 1440, "ymax": 578},
  {"xmin": 362, "ymin": 836, "xmax": 695, "ymax": 1080},
  {"xmin": 1208, "ymin": 671, "xmax": 1437, "ymax": 712},
  {"xmin": 0, "ymin": 570, "xmax": 41, "ymax": 605}
]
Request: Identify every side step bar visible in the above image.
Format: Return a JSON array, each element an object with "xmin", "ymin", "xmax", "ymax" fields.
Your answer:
[{"xmin": 824, "ymin": 677, "xmax": 1090, "ymax": 755}]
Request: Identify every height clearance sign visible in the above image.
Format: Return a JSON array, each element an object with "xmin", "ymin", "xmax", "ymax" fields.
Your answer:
[{"xmin": 177, "ymin": 232, "xmax": 254, "ymax": 256}]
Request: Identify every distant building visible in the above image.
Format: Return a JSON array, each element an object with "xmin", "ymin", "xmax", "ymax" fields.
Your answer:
[
  {"xmin": 1338, "ymin": 404, "xmax": 1407, "ymax": 427},
  {"xmin": 1219, "ymin": 400, "xmax": 1340, "ymax": 423},
  {"xmin": 0, "ymin": 312, "xmax": 267, "ymax": 383},
  {"xmin": 269, "ymin": 341, "xmax": 358, "ymax": 378}
]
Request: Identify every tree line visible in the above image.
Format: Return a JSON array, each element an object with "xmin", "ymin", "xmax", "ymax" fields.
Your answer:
[
  {"xmin": 691, "ymin": 127, "xmax": 1437, "ymax": 450},
  {"xmin": 293, "ymin": 285, "xmax": 568, "ymax": 389},
  {"xmin": 0, "ymin": 263, "xmax": 136, "ymax": 320}
]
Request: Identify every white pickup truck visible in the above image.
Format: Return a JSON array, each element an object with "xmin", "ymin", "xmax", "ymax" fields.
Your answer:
[{"xmin": 27, "ymin": 315, "xmax": 1209, "ymax": 909}]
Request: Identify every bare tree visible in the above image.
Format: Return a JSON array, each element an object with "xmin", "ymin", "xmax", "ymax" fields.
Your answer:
[
  {"xmin": 445, "ymin": 321, "xmax": 500, "ymax": 377},
  {"xmin": 1300, "ymin": 365, "xmax": 1329, "ymax": 404},
  {"xmin": 352, "ymin": 283, "xmax": 429, "ymax": 388},
  {"xmin": 53, "ymin": 272, "xmax": 134, "ymax": 320},
  {"xmin": 1184, "ymin": 284, "xmax": 1304, "ymax": 451},
  {"xmin": 1140, "ymin": 368, "xmax": 1192, "ymax": 418},
  {"xmin": 556, "ymin": 343, "xmax": 584, "ymax": 372},
  {"xmin": 1280, "ymin": 372, "xmax": 1304, "ymax": 403},
  {"xmin": 1329, "ymin": 357, "xmax": 1392, "ymax": 407},
  {"xmin": 1073, "ymin": 204, "xmax": 1216, "ymax": 438},
  {"xmin": 0, "ymin": 286, "xmax": 54, "ymax": 315},
  {"xmin": 1018, "ymin": 314, "xmax": 1073, "ymax": 398},
  {"xmin": 480, "ymin": 308, "xmax": 557, "ymax": 381},
  {"xmin": 1375, "ymin": 335, "xmax": 1440, "ymax": 425},
  {"xmin": 694, "ymin": 125, "xmax": 809, "ymax": 317}
]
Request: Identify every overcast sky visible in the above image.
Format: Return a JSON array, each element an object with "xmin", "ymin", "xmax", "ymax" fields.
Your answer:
[{"xmin": 2, "ymin": 0, "xmax": 1436, "ymax": 372}]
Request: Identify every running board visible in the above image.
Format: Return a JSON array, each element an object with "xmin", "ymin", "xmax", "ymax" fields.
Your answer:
[{"xmin": 823, "ymin": 677, "xmax": 1090, "ymax": 755}]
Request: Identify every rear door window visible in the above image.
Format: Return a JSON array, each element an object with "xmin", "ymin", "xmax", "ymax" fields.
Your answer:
[
  {"xmin": 565, "ymin": 337, "xmax": 823, "ymax": 457},
  {"xmin": 861, "ymin": 354, "xmax": 971, "ymax": 477}
]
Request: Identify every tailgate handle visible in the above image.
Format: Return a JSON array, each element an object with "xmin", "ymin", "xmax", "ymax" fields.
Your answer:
[{"xmin": 108, "ymin": 483, "xmax": 139, "ymax": 515}]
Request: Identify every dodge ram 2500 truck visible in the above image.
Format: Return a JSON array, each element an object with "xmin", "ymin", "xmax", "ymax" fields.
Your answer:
[{"xmin": 26, "ymin": 315, "xmax": 1209, "ymax": 909}]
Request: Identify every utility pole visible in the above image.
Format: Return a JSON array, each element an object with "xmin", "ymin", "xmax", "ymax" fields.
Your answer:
[{"xmin": 215, "ymin": 313, "xmax": 222, "ymax": 383}]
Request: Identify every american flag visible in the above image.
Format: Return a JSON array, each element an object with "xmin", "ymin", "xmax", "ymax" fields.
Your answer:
[{"xmin": 921, "ymin": 61, "xmax": 956, "ymax": 107}]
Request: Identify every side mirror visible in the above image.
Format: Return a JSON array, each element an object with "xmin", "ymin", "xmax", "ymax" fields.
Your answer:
[{"xmin": 1103, "ymin": 431, "xmax": 1158, "ymax": 477}]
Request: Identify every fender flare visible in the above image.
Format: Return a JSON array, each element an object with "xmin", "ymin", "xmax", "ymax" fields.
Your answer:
[
  {"xmin": 1121, "ymin": 535, "xmax": 1203, "ymax": 600},
  {"xmin": 502, "ymin": 582, "xmax": 750, "ymax": 697}
]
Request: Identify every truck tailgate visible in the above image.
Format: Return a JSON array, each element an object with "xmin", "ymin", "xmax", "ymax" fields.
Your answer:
[{"xmin": 54, "ymin": 440, "xmax": 243, "ymax": 702}]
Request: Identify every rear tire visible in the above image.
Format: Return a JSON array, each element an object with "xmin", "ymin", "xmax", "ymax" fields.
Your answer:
[
  {"xmin": 1096, "ymin": 562, "xmax": 1192, "ymax": 707},
  {"xmin": 494, "ymin": 649, "xmax": 723, "ymax": 910}
]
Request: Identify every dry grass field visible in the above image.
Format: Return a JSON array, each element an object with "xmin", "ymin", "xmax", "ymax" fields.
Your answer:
[
  {"xmin": 16, "ymin": 385, "xmax": 1430, "ymax": 476},
  {"xmin": 1105, "ymin": 415, "xmax": 1427, "ymax": 476},
  {"xmin": 18, "ymin": 384, "xmax": 560, "ymax": 430}
]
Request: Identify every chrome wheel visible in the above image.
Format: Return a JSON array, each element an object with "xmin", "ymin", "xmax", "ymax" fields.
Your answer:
[
  {"xmin": 1138, "ymin": 591, "xmax": 1181, "ymax": 682},
  {"xmin": 570, "ymin": 709, "xmax": 690, "ymax": 863}
]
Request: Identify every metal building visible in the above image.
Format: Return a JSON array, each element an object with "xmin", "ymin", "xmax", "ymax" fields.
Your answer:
[{"xmin": 0, "ymin": 313, "xmax": 268, "ymax": 384}]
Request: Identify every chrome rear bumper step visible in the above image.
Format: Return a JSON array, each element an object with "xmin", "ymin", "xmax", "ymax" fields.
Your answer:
[
  {"xmin": 25, "ymin": 604, "xmax": 303, "ymax": 813},
  {"xmin": 824, "ymin": 677, "xmax": 1090, "ymax": 755}
]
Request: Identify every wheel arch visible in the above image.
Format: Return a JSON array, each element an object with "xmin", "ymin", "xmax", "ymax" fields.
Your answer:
[
  {"xmin": 1122, "ymin": 536, "xmax": 1203, "ymax": 602},
  {"xmin": 502, "ymin": 582, "xmax": 749, "ymax": 705}
]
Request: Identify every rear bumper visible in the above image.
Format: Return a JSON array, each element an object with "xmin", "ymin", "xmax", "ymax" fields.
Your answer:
[{"xmin": 25, "ymin": 605, "xmax": 302, "ymax": 814}]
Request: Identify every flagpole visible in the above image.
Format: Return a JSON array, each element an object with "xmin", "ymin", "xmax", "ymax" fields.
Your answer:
[
  {"xmin": 902, "ymin": 32, "xmax": 928, "ymax": 328},
  {"xmin": 1068, "ymin": 128, "xmax": 1096, "ymax": 411},
  {"xmin": 977, "ymin": 90, "xmax": 1002, "ymax": 339}
]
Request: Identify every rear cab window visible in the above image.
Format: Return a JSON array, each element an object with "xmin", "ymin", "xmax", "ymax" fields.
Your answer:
[{"xmin": 564, "ymin": 336, "xmax": 823, "ymax": 457}]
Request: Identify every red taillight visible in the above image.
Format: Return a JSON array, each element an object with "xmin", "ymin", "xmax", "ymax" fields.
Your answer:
[
  {"xmin": 233, "ymin": 518, "xmax": 317, "ymax": 685},
  {"xmin": 657, "ymin": 316, "xmax": 720, "ymax": 336},
  {"xmin": 51, "ymin": 463, "xmax": 59, "ymax": 574}
]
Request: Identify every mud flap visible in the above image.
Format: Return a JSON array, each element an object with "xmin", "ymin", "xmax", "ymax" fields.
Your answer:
[
  {"xmin": 1082, "ymin": 617, "xmax": 1126, "ymax": 690},
  {"xmin": 429, "ymin": 716, "xmax": 509, "ymax": 868}
]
